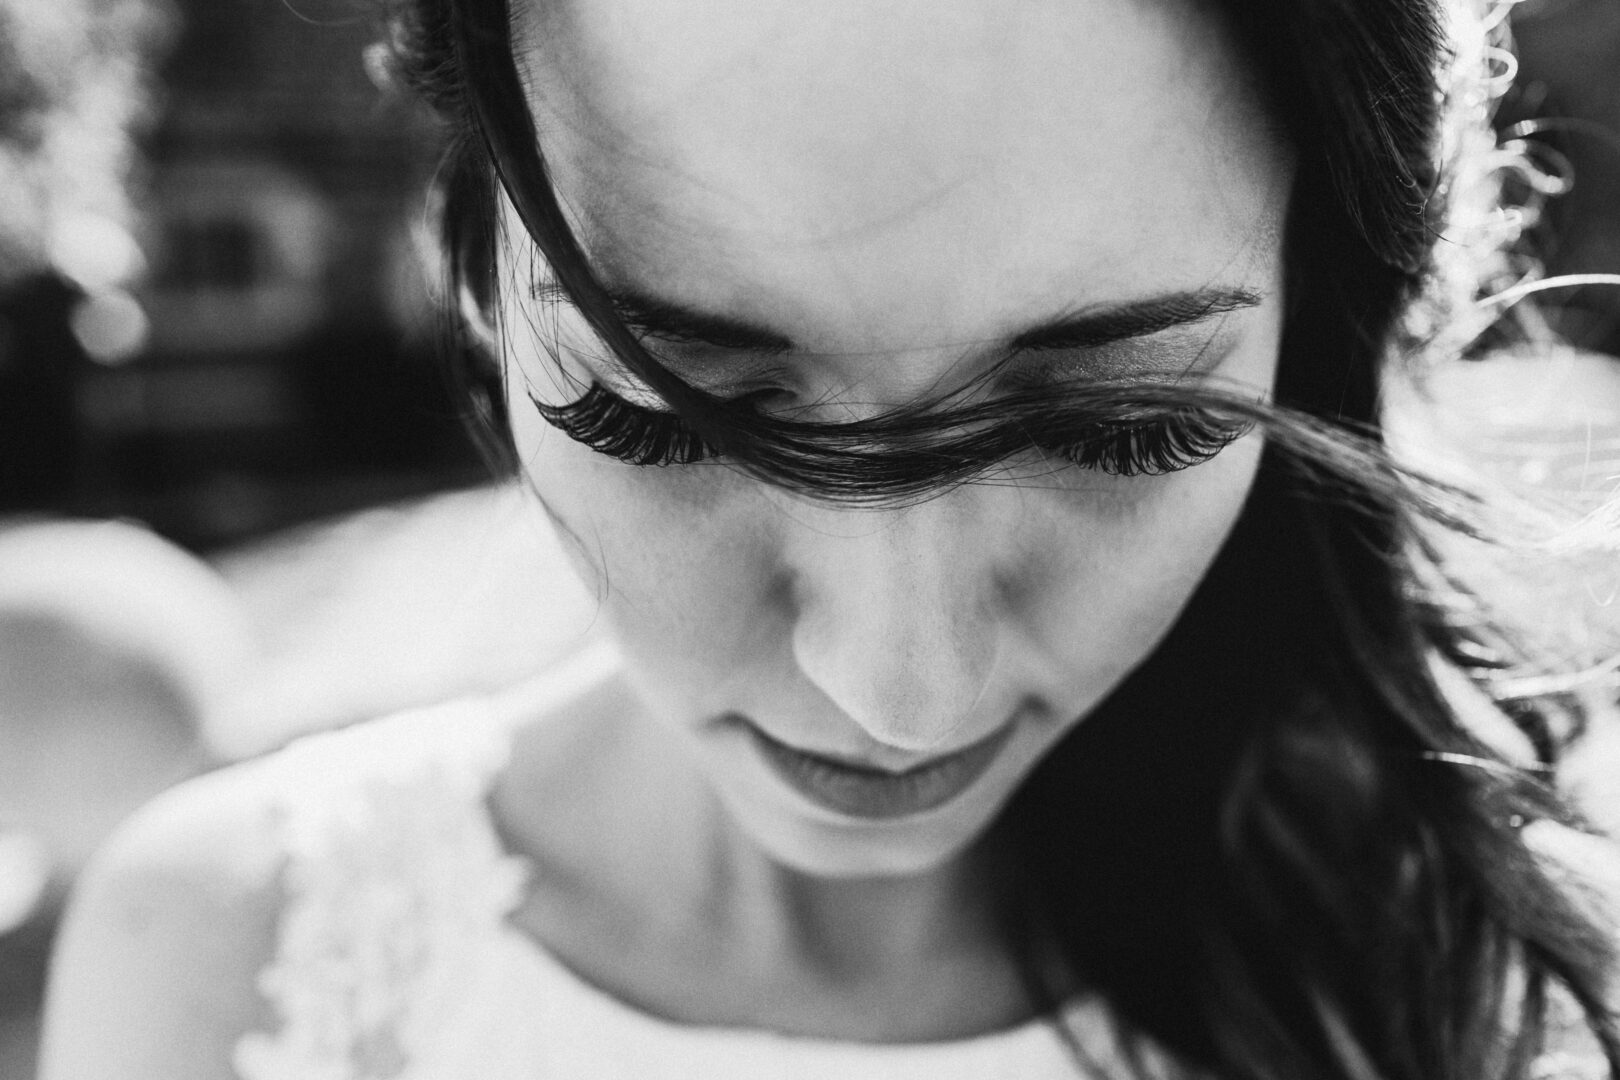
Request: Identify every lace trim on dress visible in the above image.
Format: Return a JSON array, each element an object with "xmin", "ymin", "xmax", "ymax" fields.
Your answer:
[
  {"xmin": 231, "ymin": 701, "xmax": 530, "ymax": 1080},
  {"xmin": 225, "ymin": 682, "xmax": 1615, "ymax": 1080}
]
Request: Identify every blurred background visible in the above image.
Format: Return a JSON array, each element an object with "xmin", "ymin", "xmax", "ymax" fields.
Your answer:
[
  {"xmin": 0, "ymin": 0, "xmax": 1617, "ymax": 1076},
  {"xmin": 0, "ymin": 0, "xmax": 482, "ymax": 541},
  {"xmin": 0, "ymin": 1, "xmax": 601, "ymax": 1074}
]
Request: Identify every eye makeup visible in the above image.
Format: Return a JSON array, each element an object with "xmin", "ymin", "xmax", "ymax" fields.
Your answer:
[
  {"xmin": 531, "ymin": 383, "xmax": 715, "ymax": 467},
  {"xmin": 530, "ymin": 280, "xmax": 786, "ymax": 400},
  {"xmin": 529, "ymin": 276, "xmax": 1265, "ymax": 392},
  {"xmin": 995, "ymin": 311, "xmax": 1252, "ymax": 391},
  {"xmin": 530, "ymin": 381, "xmax": 1253, "ymax": 476},
  {"xmin": 523, "ymin": 277, "xmax": 1264, "ymax": 480}
]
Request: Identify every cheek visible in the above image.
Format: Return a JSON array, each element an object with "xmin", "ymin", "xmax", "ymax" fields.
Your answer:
[
  {"xmin": 511, "ymin": 397, "xmax": 781, "ymax": 678},
  {"xmin": 1020, "ymin": 431, "xmax": 1264, "ymax": 685},
  {"xmin": 519, "ymin": 376, "xmax": 1263, "ymax": 734}
]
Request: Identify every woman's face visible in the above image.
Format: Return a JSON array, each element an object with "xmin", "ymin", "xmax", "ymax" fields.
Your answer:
[{"xmin": 499, "ymin": 0, "xmax": 1294, "ymax": 876}]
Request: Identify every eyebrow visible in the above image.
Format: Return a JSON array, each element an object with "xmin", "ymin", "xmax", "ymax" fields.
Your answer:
[
  {"xmin": 534, "ymin": 282, "xmax": 1263, "ymax": 354},
  {"xmin": 535, "ymin": 282, "xmax": 795, "ymax": 354},
  {"xmin": 1009, "ymin": 287, "xmax": 1265, "ymax": 351}
]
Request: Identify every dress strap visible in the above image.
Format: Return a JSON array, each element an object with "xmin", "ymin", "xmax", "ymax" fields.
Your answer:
[{"xmin": 232, "ymin": 700, "xmax": 531, "ymax": 1080}]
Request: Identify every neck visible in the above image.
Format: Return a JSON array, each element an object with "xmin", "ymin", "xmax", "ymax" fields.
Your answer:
[
  {"xmin": 617, "ymin": 691, "xmax": 1034, "ymax": 1036},
  {"xmin": 714, "ymin": 822, "xmax": 1005, "ymax": 985},
  {"xmin": 693, "ymin": 809, "xmax": 1036, "ymax": 1040},
  {"xmin": 585, "ymin": 677, "xmax": 1010, "ymax": 985},
  {"xmin": 499, "ymin": 671, "xmax": 1037, "ymax": 1039}
]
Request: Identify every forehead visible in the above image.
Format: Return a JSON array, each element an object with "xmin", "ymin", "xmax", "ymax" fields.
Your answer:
[{"xmin": 514, "ymin": 0, "xmax": 1291, "ymax": 353}]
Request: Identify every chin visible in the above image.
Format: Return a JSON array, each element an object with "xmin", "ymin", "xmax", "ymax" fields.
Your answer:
[{"xmin": 731, "ymin": 797, "xmax": 994, "ymax": 880}]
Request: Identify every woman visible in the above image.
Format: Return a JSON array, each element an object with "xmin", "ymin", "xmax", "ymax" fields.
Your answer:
[{"xmin": 39, "ymin": 0, "xmax": 1620, "ymax": 1076}]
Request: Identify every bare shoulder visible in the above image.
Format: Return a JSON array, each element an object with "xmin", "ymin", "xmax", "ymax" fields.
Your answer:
[
  {"xmin": 39, "ymin": 679, "xmax": 588, "ymax": 1080},
  {"xmin": 39, "ymin": 755, "xmax": 291, "ymax": 1080}
]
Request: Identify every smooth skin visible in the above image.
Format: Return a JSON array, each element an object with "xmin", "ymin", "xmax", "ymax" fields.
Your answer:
[
  {"xmin": 496, "ymin": 0, "xmax": 1289, "ymax": 1040},
  {"xmin": 43, "ymin": 0, "xmax": 1300, "ymax": 1074}
]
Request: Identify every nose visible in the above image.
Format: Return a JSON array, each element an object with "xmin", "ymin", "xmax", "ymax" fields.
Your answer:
[{"xmin": 786, "ymin": 498, "xmax": 1003, "ymax": 753}]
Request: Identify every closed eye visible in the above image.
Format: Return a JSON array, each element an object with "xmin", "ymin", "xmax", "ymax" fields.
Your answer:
[{"xmin": 531, "ymin": 382, "xmax": 1249, "ymax": 475}]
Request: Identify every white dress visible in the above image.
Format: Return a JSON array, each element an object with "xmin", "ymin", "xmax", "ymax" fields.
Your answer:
[
  {"xmin": 228, "ymin": 695, "xmax": 1106, "ymax": 1080},
  {"xmin": 226, "ymin": 684, "xmax": 1612, "ymax": 1080}
]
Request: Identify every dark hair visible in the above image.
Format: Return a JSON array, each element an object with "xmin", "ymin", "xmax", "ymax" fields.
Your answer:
[{"xmin": 382, "ymin": 1, "xmax": 1620, "ymax": 1077}]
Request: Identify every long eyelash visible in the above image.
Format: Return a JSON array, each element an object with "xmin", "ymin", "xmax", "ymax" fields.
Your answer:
[
  {"xmin": 530, "ymin": 383, "xmax": 717, "ymax": 466},
  {"xmin": 532, "ymin": 383, "xmax": 1250, "ymax": 475},
  {"xmin": 1040, "ymin": 411, "xmax": 1254, "ymax": 476}
]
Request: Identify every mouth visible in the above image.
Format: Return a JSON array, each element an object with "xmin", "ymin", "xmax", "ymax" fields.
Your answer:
[{"xmin": 740, "ymin": 717, "xmax": 1017, "ymax": 820}]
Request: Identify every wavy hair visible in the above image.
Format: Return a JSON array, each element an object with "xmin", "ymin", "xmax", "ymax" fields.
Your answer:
[{"xmin": 376, "ymin": 0, "xmax": 1620, "ymax": 1077}]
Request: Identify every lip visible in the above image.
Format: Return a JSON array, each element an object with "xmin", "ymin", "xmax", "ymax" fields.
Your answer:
[{"xmin": 742, "ymin": 718, "xmax": 1016, "ymax": 820}]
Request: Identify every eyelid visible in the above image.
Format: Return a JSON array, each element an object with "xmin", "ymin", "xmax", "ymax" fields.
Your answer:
[
  {"xmin": 560, "ymin": 340, "xmax": 788, "ymax": 411},
  {"xmin": 533, "ymin": 289, "xmax": 785, "ymax": 404},
  {"xmin": 534, "ymin": 380, "xmax": 1246, "ymax": 477},
  {"xmin": 589, "ymin": 372, "xmax": 668, "ymax": 411},
  {"xmin": 586, "ymin": 376, "xmax": 780, "ymax": 419},
  {"xmin": 995, "ymin": 326, "xmax": 1241, "ymax": 392},
  {"xmin": 530, "ymin": 278, "xmax": 791, "ymax": 360}
]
